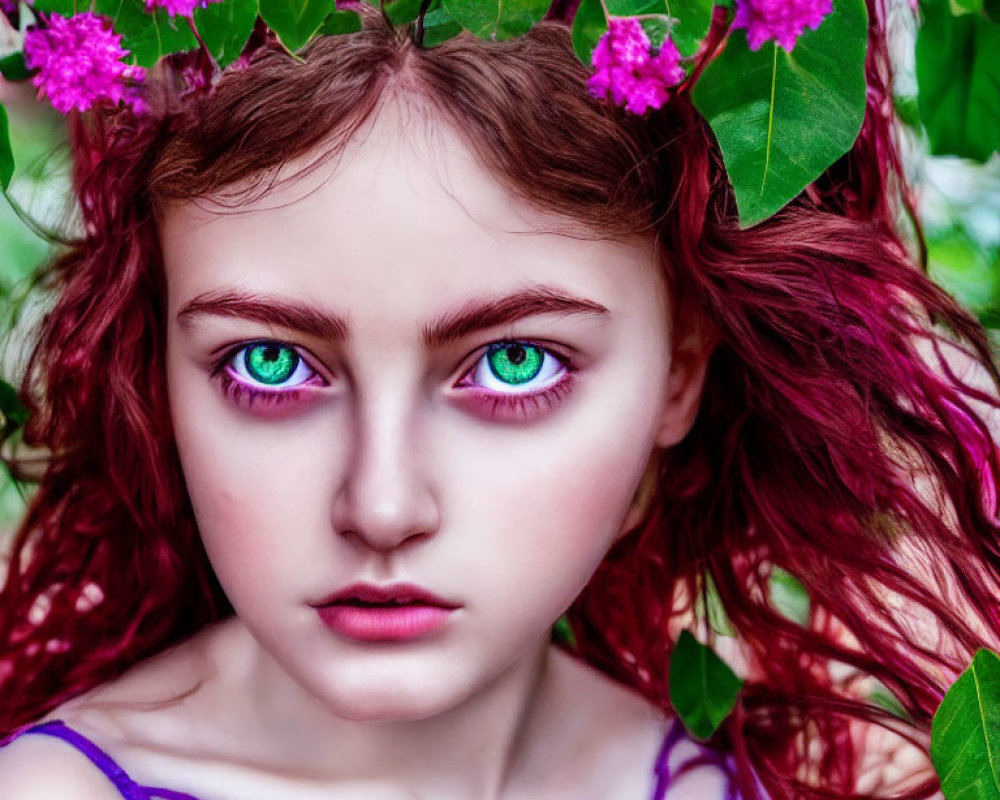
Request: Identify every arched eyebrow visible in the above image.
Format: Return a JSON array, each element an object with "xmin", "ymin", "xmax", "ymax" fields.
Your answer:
[{"xmin": 176, "ymin": 285, "xmax": 610, "ymax": 347}]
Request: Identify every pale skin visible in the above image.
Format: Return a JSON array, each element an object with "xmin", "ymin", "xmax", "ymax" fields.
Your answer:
[{"xmin": 0, "ymin": 92, "xmax": 725, "ymax": 799}]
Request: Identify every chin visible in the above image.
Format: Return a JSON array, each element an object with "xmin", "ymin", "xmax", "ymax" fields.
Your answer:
[{"xmin": 324, "ymin": 686, "xmax": 465, "ymax": 723}]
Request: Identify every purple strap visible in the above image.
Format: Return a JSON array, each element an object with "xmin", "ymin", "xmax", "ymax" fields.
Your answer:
[
  {"xmin": 4, "ymin": 716, "xmax": 739, "ymax": 800},
  {"xmin": 0, "ymin": 720, "xmax": 200, "ymax": 800},
  {"xmin": 652, "ymin": 718, "xmax": 740, "ymax": 800}
]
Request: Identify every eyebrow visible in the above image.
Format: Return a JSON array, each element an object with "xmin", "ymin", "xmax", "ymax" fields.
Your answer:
[{"xmin": 176, "ymin": 285, "xmax": 611, "ymax": 347}]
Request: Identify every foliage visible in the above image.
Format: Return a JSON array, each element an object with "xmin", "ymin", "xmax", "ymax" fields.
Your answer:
[
  {"xmin": 932, "ymin": 649, "xmax": 1000, "ymax": 799},
  {"xmin": 692, "ymin": 0, "xmax": 868, "ymax": 226},
  {"xmin": 669, "ymin": 629, "xmax": 743, "ymax": 740},
  {"xmin": 0, "ymin": 106, "xmax": 11, "ymax": 191},
  {"xmin": 917, "ymin": 0, "xmax": 1000, "ymax": 164},
  {"xmin": 1, "ymin": 0, "xmax": 996, "ymax": 228}
]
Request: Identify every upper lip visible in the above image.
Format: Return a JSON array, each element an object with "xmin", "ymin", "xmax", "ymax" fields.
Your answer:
[{"xmin": 311, "ymin": 582, "xmax": 462, "ymax": 609}]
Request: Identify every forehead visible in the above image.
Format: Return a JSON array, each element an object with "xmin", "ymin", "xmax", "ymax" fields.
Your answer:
[{"xmin": 159, "ymin": 95, "xmax": 663, "ymax": 328}]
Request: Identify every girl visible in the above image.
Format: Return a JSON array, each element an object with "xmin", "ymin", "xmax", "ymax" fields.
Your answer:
[{"xmin": 0, "ymin": 2, "xmax": 997, "ymax": 798}]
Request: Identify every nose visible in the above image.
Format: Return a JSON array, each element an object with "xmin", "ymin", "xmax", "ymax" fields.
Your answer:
[{"xmin": 331, "ymin": 389, "xmax": 440, "ymax": 553}]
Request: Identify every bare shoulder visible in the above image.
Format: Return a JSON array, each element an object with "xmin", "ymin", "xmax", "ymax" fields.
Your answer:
[
  {"xmin": 0, "ymin": 731, "xmax": 124, "ymax": 799},
  {"xmin": 541, "ymin": 648, "xmax": 735, "ymax": 799},
  {"xmin": 538, "ymin": 648, "xmax": 671, "ymax": 798}
]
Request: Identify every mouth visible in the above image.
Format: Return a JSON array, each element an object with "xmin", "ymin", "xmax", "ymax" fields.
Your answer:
[
  {"xmin": 312, "ymin": 583, "xmax": 461, "ymax": 642},
  {"xmin": 311, "ymin": 582, "xmax": 462, "ymax": 610}
]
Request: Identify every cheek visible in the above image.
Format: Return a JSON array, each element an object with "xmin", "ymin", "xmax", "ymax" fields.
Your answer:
[
  {"xmin": 437, "ymin": 388, "xmax": 658, "ymax": 608},
  {"xmin": 166, "ymin": 360, "xmax": 339, "ymax": 591}
]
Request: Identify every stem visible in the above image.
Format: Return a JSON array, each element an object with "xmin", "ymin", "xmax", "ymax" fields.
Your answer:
[
  {"xmin": 761, "ymin": 41, "xmax": 777, "ymax": 193},
  {"xmin": 414, "ymin": 0, "xmax": 435, "ymax": 47},
  {"xmin": 1, "ymin": 186, "xmax": 70, "ymax": 247},
  {"xmin": 185, "ymin": 15, "xmax": 212, "ymax": 60}
]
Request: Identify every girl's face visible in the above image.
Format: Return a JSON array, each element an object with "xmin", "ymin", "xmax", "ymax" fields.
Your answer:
[{"xmin": 162, "ymin": 98, "xmax": 707, "ymax": 721}]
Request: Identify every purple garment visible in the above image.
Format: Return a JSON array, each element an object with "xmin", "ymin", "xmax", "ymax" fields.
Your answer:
[{"xmin": 2, "ymin": 717, "xmax": 738, "ymax": 799}]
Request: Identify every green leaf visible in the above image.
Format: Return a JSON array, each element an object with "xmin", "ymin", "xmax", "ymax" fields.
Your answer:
[
  {"xmin": 931, "ymin": 648, "xmax": 1000, "ymax": 800},
  {"xmin": 695, "ymin": 572, "xmax": 735, "ymax": 636},
  {"xmin": 0, "ymin": 105, "xmax": 13, "ymax": 192},
  {"xmin": 97, "ymin": 0, "xmax": 198, "ymax": 67},
  {"xmin": 666, "ymin": 0, "xmax": 714, "ymax": 57},
  {"xmin": 385, "ymin": 0, "xmax": 424, "ymax": 25},
  {"xmin": 551, "ymin": 615, "xmax": 577, "ymax": 648},
  {"xmin": 916, "ymin": 2, "xmax": 1000, "ymax": 163},
  {"xmin": 929, "ymin": 226, "xmax": 1000, "ymax": 320},
  {"xmin": 194, "ymin": 0, "xmax": 258, "ymax": 69},
  {"xmin": 259, "ymin": 0, "xmax": 335, "ymax": 53},
  {"xmin": 669, "ymin": 629, "xmax": 743, "ymax": 741},
  {"xmin": 571, "ymin": 0, "xmax": 607, "ymax": 64},
  {"xmin": 319, "ymin": 9, "xmax": 362, "ymax": 34},
  {"xmin": 869, "ymin": 682, "xmax": 910, "ymax": 722},
  {"xmin": 441, "ymin": 0, "xmax": 549, "ymax": 40},
  {"xmin": 640, "ymin": 15, "xmax": 672, "ymax": 49},
  {"xmin": 692, "ymin": 0, "xmax": 868, "ymax": 227},
  {"xmin": 31, "ymin": 0, "xmax": 77, "ymax": 15},
  {"xmin": 421, "ymin": 7, "xmax": 464, "ymax": 47},
  {"xmin": 0, "ymin": 379, "xmax": 26, "ymax": 438},
  {"xmin": 0, "ymin": 52, "xmax": 31, "ymax": 82},
  {"xmin": 604, "ymin": 0, "xmax": 713, "ymax": 56},
  {"xmin": 769, "ymin": 566, "xmax": 810, "ymax": 625},
  {"xmin": 951, "ymin": 0, "xmax": 984, "ymax": 14}
]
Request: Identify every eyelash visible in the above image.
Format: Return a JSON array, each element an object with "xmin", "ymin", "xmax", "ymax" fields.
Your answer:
[{"xmin": 210, "ymin": 339, "xmax": 576, "ymax": 418}]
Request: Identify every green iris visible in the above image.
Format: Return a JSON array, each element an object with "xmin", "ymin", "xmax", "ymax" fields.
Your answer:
[
  {"xmin": 244, "ymin": 343, "xmax": 298, "ymax": 385},
  {"xmin": 487, "ymin": 343, "xmax": 543, "ymax": 385}
]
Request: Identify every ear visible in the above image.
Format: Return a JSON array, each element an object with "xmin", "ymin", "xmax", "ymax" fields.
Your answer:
[{"xmin": 652, "ymin": 315, "xmax": 716, "ymax": 449}]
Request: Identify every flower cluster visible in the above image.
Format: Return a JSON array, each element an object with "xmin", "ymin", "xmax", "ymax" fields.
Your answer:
[
  {"xmin": 23, "ymin": 13, "xmax": 145, "ymax": 114},
  {"xmin": 732, "ymin": 0, "xmax": 834, "ymax": 51},
  {"xmin": 145, "ymin": 0, "xmax": 219, "ymax": 18},
  {"xmin": 587, "ymin": 18, "xmax": 685, "ymax": 115}
]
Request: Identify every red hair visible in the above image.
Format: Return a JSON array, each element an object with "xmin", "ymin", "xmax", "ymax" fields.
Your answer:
[{"xmin": 3, "ymin": 5, "xmax": 999, "ymax": 798}]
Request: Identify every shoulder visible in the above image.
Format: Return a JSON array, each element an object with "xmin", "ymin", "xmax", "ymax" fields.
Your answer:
[
  {"xmin": 0, "ymin": 728, "xmax": 124, "ymax": 799},
  {"xmin": 540, "ymin": 648, "xmax": 738, "ymax": 799},
  {"xmin": 657, "ymin": 724, "xmax": 736, "ymax": 800}
]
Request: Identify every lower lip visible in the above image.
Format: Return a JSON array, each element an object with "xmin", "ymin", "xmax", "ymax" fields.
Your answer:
[{"xmin": 316, "ymin": 604, "xmax": 455, "ymax": 642}]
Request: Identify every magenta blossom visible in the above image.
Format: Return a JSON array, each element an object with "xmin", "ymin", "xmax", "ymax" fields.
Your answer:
[
  {"xmin": 145, "ymin": 0, "xmax": 220, "ymax": 18},
  {"xmin": 732, "ymin": 0, "xmax": 834, "ymax": 51},
  {"xmin": 23, "ymin": 13, "xmax": 145, "ymax": 114},
  {"xmin": 588, "ymin": 18, "xmax": 685, "ymax": 115}
]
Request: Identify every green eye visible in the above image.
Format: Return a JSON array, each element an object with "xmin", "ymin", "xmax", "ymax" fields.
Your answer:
[
  {"xmin": 486, "ymin": 343, "xmax": 544, "ymax": 385},
  {"xmin": 244, "ymin": 343, "xmax": 299, "ymax": 385}
]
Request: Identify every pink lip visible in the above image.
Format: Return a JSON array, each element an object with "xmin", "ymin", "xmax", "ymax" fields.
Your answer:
[{"xmin": 311, "ymin": 583, "xmax": 461, "ymax": 643}]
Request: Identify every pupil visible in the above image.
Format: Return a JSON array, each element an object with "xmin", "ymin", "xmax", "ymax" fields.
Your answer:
[
  {"xmin": 507, "ymin": 346, "xmax": 526, "ymax": 364},
  {"xmin": 262, "ymin": 345, "xmax": 280, "ymax": 362}
]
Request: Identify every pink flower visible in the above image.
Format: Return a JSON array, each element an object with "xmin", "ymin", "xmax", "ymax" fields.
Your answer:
[
  {"xmin": 588, "ymin": 18, "xmax": 685, "ymax": 115},
  {"xmin": 145, "ymin": 0, "xmax": 219, "ymax": 18},
  {"xmin": 732, "ymin": 0, "xmax": 834, "ymax": 51},
  {"xmin": 23, "ymin": 13, "xmax": 145, "ymax": 114}
]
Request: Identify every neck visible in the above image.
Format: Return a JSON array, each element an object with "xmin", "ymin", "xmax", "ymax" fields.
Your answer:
[{"xmin": 221, "ymin": 619, "xmax": 554, "ymax": 800}]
